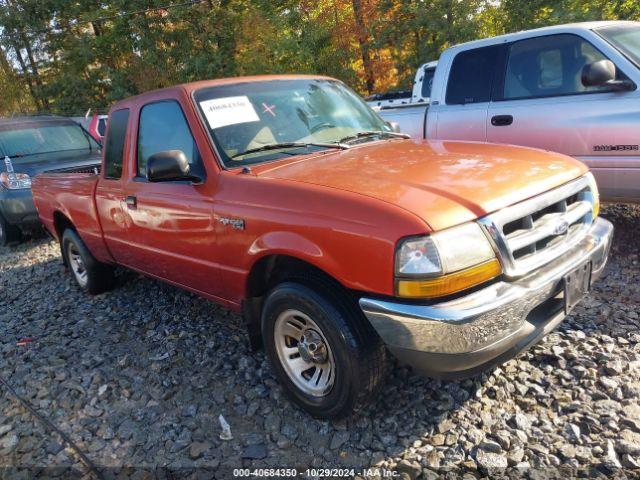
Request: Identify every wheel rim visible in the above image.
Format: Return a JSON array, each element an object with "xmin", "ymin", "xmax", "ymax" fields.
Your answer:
[
  {"xmin": 67, "ymin": 243, "xmax": 88, "ymax": 287},
  {"xmin": 274, "ymin": 309, "xmax": 335, "ymax": 397}
]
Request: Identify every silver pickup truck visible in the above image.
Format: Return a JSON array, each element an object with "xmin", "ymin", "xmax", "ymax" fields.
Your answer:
[{"xmin": 377, "ymin": 21, "xmax": 640, "ymax": 202}]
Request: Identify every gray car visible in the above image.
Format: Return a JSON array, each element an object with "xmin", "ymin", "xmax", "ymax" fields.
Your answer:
[{"xmin": 0, "ymin": 116, "xmax": 102, "ymax": 245}]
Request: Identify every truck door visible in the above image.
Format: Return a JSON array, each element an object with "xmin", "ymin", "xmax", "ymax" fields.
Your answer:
[
  {"xmin": 429, "ymin": 44, "xmax": 503, "ymax": 142},
  {"xmin": 117, "ymin": 100, "xmax": 220, "ymax": 295},
  {"xmin": 487, "ymin": 33, "xmax": 640, "ymax": 200}
]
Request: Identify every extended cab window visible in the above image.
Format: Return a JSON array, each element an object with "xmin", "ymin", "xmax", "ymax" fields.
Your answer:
[
  {"xmin": 503, "ymin": 34, "xmax": 627, "ymax": 99},
  {"xmin": 446, "ymin": 45, "xmax": 501, "ymax": 105},
  {"xmin": 136, "ymin": 101, "xmax": 204, "ymax": 179},
  {"xmin": 103, "ymin": 109, "xmax": 129, "ymax": 179}
]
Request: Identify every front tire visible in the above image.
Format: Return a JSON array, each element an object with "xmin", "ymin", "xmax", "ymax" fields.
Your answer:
[
  {"xmin": 262, "ymin": 281, "xmax": 387, "ymax": 418},
  {"xmin": 61, "ymin": 229, "xmax": 115, "ymax": 294}
]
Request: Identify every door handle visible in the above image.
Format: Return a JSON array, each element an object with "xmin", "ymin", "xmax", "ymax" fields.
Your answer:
[
  {"xmin": 491, "ymin": 115, "xmax": 513, "ymax": 126},
  {"xmin": 124, "ymin": 195, "xmax": 137, "ymax": 208}
]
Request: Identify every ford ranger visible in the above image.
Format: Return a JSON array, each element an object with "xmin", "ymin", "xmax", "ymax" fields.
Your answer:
[
  {"xmin": 32, "ymin": 75, "xmax": 613, "ymax": 418},
  {"xmin": 378, "ymin": 21, "xmax": 640, "ymax": 202}
]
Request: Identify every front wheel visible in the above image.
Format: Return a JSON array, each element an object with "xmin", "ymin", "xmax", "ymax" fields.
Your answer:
[
  {"xmin": 61, "ymin": 229, "xmax": 115, "ymax": 294},
  {"xmin": 262, "ymin": 281, "xmax": 387, "ymax": 418}
]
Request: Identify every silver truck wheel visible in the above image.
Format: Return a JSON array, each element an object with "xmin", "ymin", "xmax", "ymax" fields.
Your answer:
[
  {"xmin": 262, "ymin": 280, "xmax": 387, "ymax": 418},
  {"xmin": 67, "ymin": 242, "xmax": 88, "ymax": 288},
  {"xmin": 274, "ymin": 309, "xmax": 335, "ymax": 397}
]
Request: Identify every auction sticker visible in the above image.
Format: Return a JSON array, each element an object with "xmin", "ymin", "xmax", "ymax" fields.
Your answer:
[{"xmin": 200, "ymin": 96, "xmax": 260, "ymax": 129}]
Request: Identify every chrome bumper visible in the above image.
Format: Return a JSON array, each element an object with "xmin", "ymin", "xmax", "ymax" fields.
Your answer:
[{"xmin": 359, "ymin": 217, "xmax": 613, "ymax": 378}]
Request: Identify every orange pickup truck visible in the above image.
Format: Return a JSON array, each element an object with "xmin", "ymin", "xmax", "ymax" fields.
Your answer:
[{"xmin": 32, "ymin": 75, "xmax": 613, "ymax": 418}]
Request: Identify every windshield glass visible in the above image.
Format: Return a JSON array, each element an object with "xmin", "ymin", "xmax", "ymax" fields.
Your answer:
[
  {"xmin": 194, "ymin": 79, "xmax": 391, "ymax": 167},
  {"xmin": 596, "ymin": 24, "xmax": 640, "ymax": 67},
  {"xmin": 0, "ymin": 122, "xmax": 100, "ymax": 161}
]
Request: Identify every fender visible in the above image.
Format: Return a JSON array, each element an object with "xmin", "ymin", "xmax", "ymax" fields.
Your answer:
[{"xmin": 247, "ymin": 231, "xmax": 343, "ymax": 282}]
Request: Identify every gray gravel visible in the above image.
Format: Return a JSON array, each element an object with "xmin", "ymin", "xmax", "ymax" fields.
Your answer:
[{"xmin": 1, "ymin": 204, "xmax": 639, "ymax": 478}]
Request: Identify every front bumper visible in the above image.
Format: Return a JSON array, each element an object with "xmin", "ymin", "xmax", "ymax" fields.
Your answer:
[
  {"xmin": 0, "ymin": 188, "xmax": 39, "ymax": 227},
  {"xmin": 359, "ymin": 217, "xmax": 614, "ymax": 378}
]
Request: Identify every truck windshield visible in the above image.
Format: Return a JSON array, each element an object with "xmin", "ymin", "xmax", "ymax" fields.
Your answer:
[
  {"xmin": 0, "ymin": 122, "xmax": 100, "ymax": 162},
  {"xmin": 194, "ymin": 79, "xmax": 391, "ymax": 167},
  {"xmin": 596, "ymin": 24, "xmax": 640, "ymax": 68}
]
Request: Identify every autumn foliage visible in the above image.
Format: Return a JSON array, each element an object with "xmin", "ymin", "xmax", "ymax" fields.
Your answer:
[{"xmin": 0, "ymin": 0, "xmax": 638, "ymax": 116}]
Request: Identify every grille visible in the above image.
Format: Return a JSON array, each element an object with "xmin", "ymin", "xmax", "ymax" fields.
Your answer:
[
  {"xmin": 45, "ymin": 164, "xmax": 101, "ymax": 175},
  {"xmin": 479, "ymin": 175, "xmax": 597, "ymax": 278}
]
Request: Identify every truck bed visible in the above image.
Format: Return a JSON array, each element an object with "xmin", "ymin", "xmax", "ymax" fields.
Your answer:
[
  {"xmin": 32, "ymin": 173, "xmax": 111, "ymax": 263},
  {"xmin": 376, "ymin": 103, "xmax": 429, "ymax": 139}
]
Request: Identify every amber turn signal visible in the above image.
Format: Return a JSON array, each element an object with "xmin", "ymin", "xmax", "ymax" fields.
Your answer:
[{"xmin": 397, "ymin": 258, "xmax": 502, "ymax": 299}]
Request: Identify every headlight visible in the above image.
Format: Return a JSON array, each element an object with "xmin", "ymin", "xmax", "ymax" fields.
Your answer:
[
  {"xmin": 395, "ymin": 222, "xmax": 502, "ymax": 298},
  {"xmin": 585, "ymin": 172, "xmax": 599, "ymax": 218},
  {"xmin": 0, "ymin": 172, "xmax": 31, "ymax": 190}
]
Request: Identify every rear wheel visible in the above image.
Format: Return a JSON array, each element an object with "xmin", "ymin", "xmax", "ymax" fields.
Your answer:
[
  {"xmin": 0, "ymin": 213, "xmax": 21, "ymax": 246},
  {"xmin": 262, "ymin": 280, "xmax": 387, "ymax": 418},
  {"xmin": 61, "ymin": 229, "xmax": 115, "ymax": 294}
]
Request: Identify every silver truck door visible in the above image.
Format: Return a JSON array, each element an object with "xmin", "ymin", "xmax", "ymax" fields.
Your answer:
[
  {"xmin": 487, "ymin": 32, "xmax": 640, "ymax": 201},
  {"xmin": 429, "ymin": 45, "xmax": 503, "ymax": 142}
]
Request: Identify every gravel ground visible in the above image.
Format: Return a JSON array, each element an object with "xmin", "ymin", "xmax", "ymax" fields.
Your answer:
[{"xmin": 1, "ymin": 204, "xmax": 639, "ymax": 479}]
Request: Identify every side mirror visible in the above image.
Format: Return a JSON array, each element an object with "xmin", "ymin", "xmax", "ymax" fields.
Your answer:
[
  {"xmin": 146, "ymin": 150, "xmax": 201, "ymax": 183},
  {"xmin": 582, "ymin": 59, "xmax": 634, "ymax": 91},
  {"xmin": 387, "ymin": 121, "xmax": 401, "ymax": 133}
]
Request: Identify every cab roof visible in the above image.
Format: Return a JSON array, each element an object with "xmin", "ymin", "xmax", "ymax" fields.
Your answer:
[
  {"xmin": 110, "ymin": 74, "xmax": 336, "ymax": 112},
  {"xmin": 449, "ymin": 20, "xmax": 638, "ymax": 51}
]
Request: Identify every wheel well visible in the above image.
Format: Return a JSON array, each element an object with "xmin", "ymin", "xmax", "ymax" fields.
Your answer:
[
  {"xmin": 242, "ymin": 255, "xmax": 353, "ymax": 350},
  {"xmin": 246, "ymin": 255, "xmax": 345, "ymax": 298},
  {"xmin": 53, "ymin": 212, "xmax": 75, "ymax": 267},
  {"xmin": 53, "ymin": 211, "xmax": 74, "ymax": 239}
]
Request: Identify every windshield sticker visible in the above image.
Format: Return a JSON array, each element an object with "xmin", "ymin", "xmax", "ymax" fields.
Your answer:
[
  {"xmin": 200, "ymin": 96, "xmax": 260, "ymax": 129},
  {"xmin": 262, "ymin": 102, "xmax": 277, "ymax": 117}
]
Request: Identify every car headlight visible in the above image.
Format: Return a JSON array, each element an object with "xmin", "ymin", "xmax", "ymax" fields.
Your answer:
[
  {"xmin": 395, "ymin": 222, "xmax": 502, "ymax": 298},
  {"xmin": 585, "ymin": 172, "xmax": 599, "ymax": 218},
  {"xmin": 0, "ymin": 172, "xmax": 31, "ymax": 190}
]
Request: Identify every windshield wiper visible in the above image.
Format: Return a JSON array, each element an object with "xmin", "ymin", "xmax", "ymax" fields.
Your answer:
[
  {"xmin": 337, "ymin": 130, "xmax": 410, "ymax": 144},
  {"xmin": 231, "ymin": 141, "xmax": 349, "ymax": 159}
]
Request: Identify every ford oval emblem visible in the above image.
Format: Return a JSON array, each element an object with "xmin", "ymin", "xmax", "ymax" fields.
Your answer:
[{"xmin": 553, "ymin": 220, "xmax": 569, "ymax": 236}]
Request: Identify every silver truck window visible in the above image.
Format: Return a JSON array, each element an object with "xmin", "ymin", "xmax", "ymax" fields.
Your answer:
[
  {"xmin": 504, "ymin": 34, "xmax": 619, "ymax": 100},
  {"xmin": 445, "ymin": 45, "xmax": 502, "ymax": 105},
  {"xmin": 420, "ymin": 67, "xmax": 436, "ymax": 99}
]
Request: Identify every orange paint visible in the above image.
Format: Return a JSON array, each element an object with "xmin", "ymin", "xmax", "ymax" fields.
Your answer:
[{"xmin": 32, "ymin": 76, "xmax": 587, "ymax": 307}]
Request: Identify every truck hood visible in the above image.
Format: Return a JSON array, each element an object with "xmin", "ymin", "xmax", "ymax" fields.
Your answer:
[
  {"xmin": 257, "ymin": 139, "xmax": 588, "ymax": 231},
  {"xmin": 4, "ymin": 150, "xmax": 102, "ymax": 177}
]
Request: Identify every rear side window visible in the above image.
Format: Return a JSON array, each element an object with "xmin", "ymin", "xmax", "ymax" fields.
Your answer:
[
  {"xmin": 136, "ymin": 101, "xmax": 204, "ymax": 179},
  {"xmin": 97, "ymin": 118, "xmax": 107, "ymax": 137},
  {"xmin": 421, "ymin": 67, "xmax": 436, "ymax": 99},
  {"xmin": 446, "ymin": 46, "xmax": 501, "ymax": 105},
  {"xmin": 103, "ymin": 109, "xmax": 129, "ymax": 179}
]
